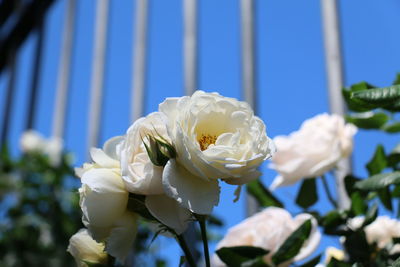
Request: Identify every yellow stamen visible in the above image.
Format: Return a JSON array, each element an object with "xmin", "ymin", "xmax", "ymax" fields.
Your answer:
[{"xmin": 198, "ymin": 134, "xmax": 217, "ymax": 151}]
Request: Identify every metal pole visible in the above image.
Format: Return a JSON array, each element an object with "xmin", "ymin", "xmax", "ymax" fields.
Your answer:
[
  {"xmin": 87, "ymin": 0, "xmax": 109, "ymax": 154},
  {"xmin": 183, "ymin": 0, "xmax": 197, "ymax": 96},
  {"xmin": 26, "ymin": 13, "xmax": 45, "ymax": 130},
  {"xmin": 240, "ymin": 0, "xmax": 259, "ymax": 217},
  {"xmin": 52, "ymin": 0, "xmax": 76, "ymax": 138},
  {"xmin": 0, "ymin": 52, "xmax": 17, "ymax": 149},
  {"xmin": 321, "ymin": 0, "xmax": 351, "ymax": 209},
  {"xmin": 131, "ymin": 0, "xmax": 148, "ymax": 123}
]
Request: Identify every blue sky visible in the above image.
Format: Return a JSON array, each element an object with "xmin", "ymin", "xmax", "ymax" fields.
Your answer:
[{"xmin": 2, "ymin": 0, "xmax": 400, "ymax": 265}]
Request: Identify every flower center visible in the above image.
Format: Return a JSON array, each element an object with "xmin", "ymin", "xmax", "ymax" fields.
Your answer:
[{"xmin": 198, "ymin": 134, "xmax": 217, "ymax": 151}]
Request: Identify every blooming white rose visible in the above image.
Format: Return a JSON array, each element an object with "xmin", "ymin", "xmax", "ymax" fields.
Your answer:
[
  {"xmin": 118, "ymin": 113, "xmax": 191, "ymax": 234},
  {"xmin": 159, "ymin": 91, "xmax": 275, "ymax": 214},
  {"xmin": 67, "ymin": 228, "xmax": 108, "ymax": 267},
  {"xmin": 270, "ymin": 113, "xmax": 357, "ymax": 189},
  {"xmin": 20, "ymin": 130, "xmax": 64, "ymax": 166},
  {"xmin": 212, "ymin": 207, "xmax": 321, "ymax": 266},
  {"xmin": 77, "ymin": 136, "xmax": 137, "ymax": 262},
  {"xmin": 348, "ymin": 216, "xmax": 400, "ymax": 253}
]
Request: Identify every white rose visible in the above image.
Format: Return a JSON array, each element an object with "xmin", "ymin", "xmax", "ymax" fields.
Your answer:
[
  {"xmin": 212, "ymin": 207, "xmax": 321, "ymax": 266},
  {"xmin": 159, "ymin": 91, "xmax": 275, "ymax": 214},
  {"xmin": 348, "ymin": 216, "xmax": 400, "ymax": 253},
  {"xmin": 67, "ymin": 228, "xmax": 108, "ymax": 267},
  {"xmin": 77, "ymin": 137, "xmax": 137, "ymax": 262},
  {"xmin": 20, "ymin": 130, "xmax": 64, "ymax": 166},
  {"xmin": 119, "ymin": 112, "xmax": 166, "ymax": 195},
  {"xmin": 20, "ymin": 130, "xmax": 45, "ymax": 152},
  {"xmin": 118, "ymin": 113, "xmax": 191, "ymax": 234},
  {"xmin": 270, "ymin": 113, "xmax": 357, "ymax": 189}
]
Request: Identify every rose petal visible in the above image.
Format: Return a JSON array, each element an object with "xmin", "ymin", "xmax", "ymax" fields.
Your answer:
[
  {"xmin": 80, "ymin": 169, "xmax": 128, "ymax": 227},
  {"xmin": 106, "ymin": 212, "xmax": 138, "ymax": 262},
  {"xmin": 103, "ymin": 136, "xmax": 124, "ymax": 161},
  {"xmin": 90, "ymin": 148, "xmax": 119, "ymax": 168},
  {"xmin": 145, "ymin": 194, "xmax": 192, "ymax": 234},
  {"xmin": 162, "ymin": 159, "xmax": 220, "ymax": 214}
]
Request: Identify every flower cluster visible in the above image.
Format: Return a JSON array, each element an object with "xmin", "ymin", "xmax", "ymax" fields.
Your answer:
[{"xmin": 68, "ymin": 91, "xmax": 275, "ymax": 265}]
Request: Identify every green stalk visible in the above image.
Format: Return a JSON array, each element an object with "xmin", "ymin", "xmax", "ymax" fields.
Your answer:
[
  {"xmin": 197, "ymin": 215, "xmax": 210, "ymax": 267},
  {"xmin": 321, "ymin": 175, "xmax": 338, "ymax": 208},
  {"xmin": 176, "ymin": 234, "xmax": 196, "ymax": 267}
]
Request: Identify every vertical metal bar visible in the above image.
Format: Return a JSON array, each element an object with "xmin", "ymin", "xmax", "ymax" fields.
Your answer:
[
  {"xmin": 131, "ymin": 0, "xmax": 148, "ymax": 123},
  {"xmin": 321, "ymin": 0, "xmax": 351, "ymax": 209},
  {"xmin": 0, "ymin": 52, "xmax": 17, "ymax": 148},
  {"xmin": 52, "ymin": 0, "xmax": 76, "ymax": 138},
  {"xmin": 182, "ymin": 1, "xmax": 201, "ymax": 264},
  {"xmin": 26, "ymin": 15, "xmax": 45, "ymax": 130},
  {"xmin": 240, "ymin": 0, "xmax": 259, "ymax": 217},
  {"xmin": 183, "ymin": 0, "xmax": 197, "ymax": 96},
  {"xmin": 87, "ymin": 0, "xmax": 110, "ymax": 154}
]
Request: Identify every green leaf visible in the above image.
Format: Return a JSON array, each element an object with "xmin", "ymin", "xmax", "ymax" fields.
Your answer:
[
  {"xmin": 346, "ymin": 112, "xmax": 389, "ymax": 129},
  {"xmin": 350, "ymin": 192, "xmax": 367, "ymax": 216},
  {"xmin": 342, "ymin": 82, "xmax": 376, "ymax": 112},
  {"xmin": 366, "ymin": 144, "xmax": 387, "ymax": 176},
  {"xmin": 272, "ymin": 219, "xmax": 312, "ymax": 265},
  {"xmin": 298, "ymin": 254, "xmax": 321, "ymax": 267},
  {"xmin": 362, "ymin": 203, "xmax": 378, "ymax": 227},
  {"xmin": 241, "ymin": 258, "xmax": 270, "ymax": 267},
  {"xmin": 327, "ymin": 258, "xmax": 352, "ymax": 267},
  {"xmin": 296, "ymin": 178, "xmax": 318, "ymax": 209},
  {"xmin": 247, "ymin": 180, "xmax": 283, "ymax": 208},
  {"xmin": 393, "ymin": 73, "xmax": 400, "ymax": 85},
  {"xmin": 127, "ymin": 194, "xmax": 157, "ymax": 221},
  {"xmin": 216, "ymin": 246, "xmax": 269, "ymax": 267},
  {"xmin": 378, "ymin": 187, "xmax": 393, "ymax": 211},
  {"xmin": 383, "ymin": 122, "xmax": 400, "ymax": 133},
  {"xmin": 344, "ymin": 175, "xmax": 362, "ymax": 196},
  {"xmin": 344, "ymin": 230, "xmax": 371, "ymax": 263},
  {"xmin": 351, "ymin": 85, "xmax": 400, "ymax": 104},
  {"xmin": 355, "ymin": 172, "xmax": 400, "ymax": 191}
]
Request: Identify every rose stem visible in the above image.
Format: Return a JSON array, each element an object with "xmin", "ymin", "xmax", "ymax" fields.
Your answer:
[
  {"xmin": 321, "ymin": 175, "xmax": 338, "ymax": 208},
  {"xmin": 176, "ymin": 234, "xmax": 196, "ymax": 267},
  {"xmin": 197, "ymin": 215, "xmax": 210, "ymax": 267}
]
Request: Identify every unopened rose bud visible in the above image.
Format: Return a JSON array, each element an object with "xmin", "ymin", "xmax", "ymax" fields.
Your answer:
[{"xmin": 143, "ymin": 134, "xmax": 176, "ymax": 167}]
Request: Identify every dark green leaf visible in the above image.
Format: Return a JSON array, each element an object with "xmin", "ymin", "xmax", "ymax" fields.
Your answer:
[
  {"xmin": 327, "ymin": 258, "xmax": 352, "ymax": 267},
  {"xmin": 342, "ymin": 82, "xmax": 376, "ymax": 112},
  {"xmin": 393, "ymin": 73, "xmax": 400, "ymax": 85},
  {"xmin": 383, "ymin": 122, "xmax": 400, "ymax": 133},
  {"xmin": 247, "ymin": 180, "xmax": 283, "ymax": 208},
  {"xmin": 366, "ymin": 144, "xmax": 387, "ymax": 176},
  {"xmin": 346, "ymin": 113, "xmax": 389, "ymax": 129},
  {"xmin": 344, "ymin": 230, "xmax": 370, "ymax": 263},
  {"xmin": 216, "ymin": 246, "xmax": 269, "ymax": 267},
  {"xmin": 378, "ymin": 187, "xmax": 393, "ymax": 211},
  {"xmin": 362, "ymin": 203, "xmax": 378, "ymax": 227},
  {"xmin": 127, "ymin": 194, "xmax": 157, "ymax": 221},
  {"xmin": 393, "ymin": 185, "xmax": 400, "ymax": 197},
  {"xmin": 351, "ymin": 85, "xmax": 400, "ymax": 104},
  {"xmin": 298, "ymin": 254, "xmax": 321, "ymax": 267},
  {"xmin": 355, "ymin": 172, "xmax": 400, "ymax": 191},
  {"xmin": 241, "ymin": 258, "xmax": 270, "ymax": 267},
  {"xmin": 296, "ymin": 178, "xmax": 318, "ymax": 209},
  {"xmin": 272, "ymin": 220, "xmax": 312, "ymax": 265},
  {"xmin": 208, "ymin": 215, "xmax": 224, "ymax": 227},
  {"xmin": 344, "ymin": 175, "xmax": 362, "ymax": 196},
  {"xmin": 322, "ymin": 210, "xmax": 349, "ymax": 235},
  {"xmin": 350, "ymin": 192, "xmax": 367, "ymax": 216}
]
